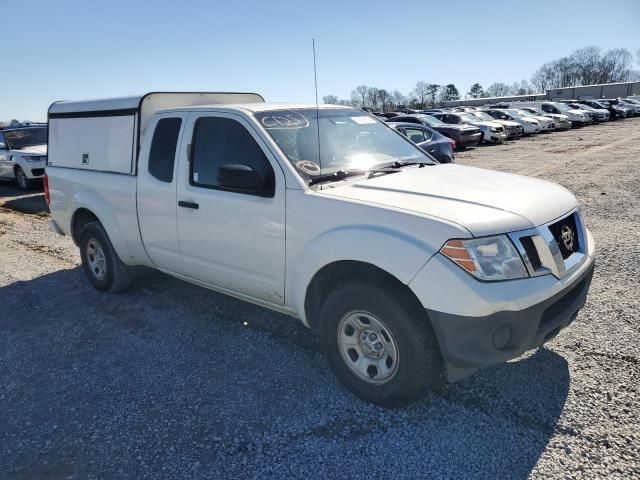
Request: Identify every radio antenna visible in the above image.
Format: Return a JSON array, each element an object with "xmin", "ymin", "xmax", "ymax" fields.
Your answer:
[{"xmin": 312, "ymin": 38, "xmax": 322, "ymax": 189}]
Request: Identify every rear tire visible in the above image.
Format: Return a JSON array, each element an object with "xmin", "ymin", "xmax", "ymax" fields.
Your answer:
[
  {"xmin": 319, "ymin": 281, "xmax": 442, "ymax": 407},
  {"xmin": 79, "ymin": 221, "xmax": 132, "ymax": 293},
  {"xmin": 15, "ymin": 167, "xmax": 31, "ymax": 190}
]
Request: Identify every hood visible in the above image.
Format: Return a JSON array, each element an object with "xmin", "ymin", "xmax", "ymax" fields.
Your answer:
[
  {"xmin": 568, "ymin": 109, "xmax": 587, "ymax": 117},
  {"xmin": 14, "ymin": 144, "xmax": 47, "ymax": 155},
  {"xmin": 547, "ymin": 113, "xmax": 569, "ymax": 121},
  {"xmin": 320, "ymin": 164, "xmax": 577, "ymax": 237},
  {"xmin": 432, "ymin": 123, "xmax": 476, "ymax": 133},
  {"xmin": 471, "ymin": 120, "xmax": 503, "ymax": 129},
  {"xmin": 494, "ymin": 120, "xmax": 520, "ymax": 128}
]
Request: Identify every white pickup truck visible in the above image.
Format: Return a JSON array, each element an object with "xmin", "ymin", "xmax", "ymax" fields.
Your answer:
[{"xmin": 46, "ymin": 92, "xmax": 595, "ymax": 407}]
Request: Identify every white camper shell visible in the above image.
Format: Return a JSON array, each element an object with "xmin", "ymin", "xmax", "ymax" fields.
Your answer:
[{"xmin": 47, "ymin": 92, "xmax": 265, "ymax": 174}]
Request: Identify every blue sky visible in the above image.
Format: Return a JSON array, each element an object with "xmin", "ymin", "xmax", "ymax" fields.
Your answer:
[{"xmin": 1, "ymin": 0, "xmax": 639, "ymax": 120}]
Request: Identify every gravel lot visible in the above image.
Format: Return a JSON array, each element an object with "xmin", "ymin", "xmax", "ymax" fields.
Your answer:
[{"xmin": 1, "ymin": 118, "xmax": 639, "ymax": 479}]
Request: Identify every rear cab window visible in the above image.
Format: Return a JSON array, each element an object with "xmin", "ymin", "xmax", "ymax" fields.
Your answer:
[{"xmin": 148, "ymin": 118, "xmax": 182, "ymax": 182}]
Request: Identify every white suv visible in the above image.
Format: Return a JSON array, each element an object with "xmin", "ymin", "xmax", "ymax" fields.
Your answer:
[{"xmin": 0, "ymin": 125, "xmax": 48, "ymax": 190}]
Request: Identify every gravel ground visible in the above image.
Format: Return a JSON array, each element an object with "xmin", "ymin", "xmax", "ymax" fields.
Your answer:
[{"xmin": 1, "ymin": 118, "xmax": 639, "ymax": 479}]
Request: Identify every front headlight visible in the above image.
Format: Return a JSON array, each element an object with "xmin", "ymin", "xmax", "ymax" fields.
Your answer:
[
  {"xmin": 440, "ymin": 235, "xmax": 528, "ymax": 281},
  {"xmin": 22, "ymin": 156, "xmax": 44, "ymax": 162}
]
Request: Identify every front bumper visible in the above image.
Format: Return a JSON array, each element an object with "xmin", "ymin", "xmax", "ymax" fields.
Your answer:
[
  {"xmin": 505, "ymin": 126, "xmax": 524, "ymax": 138},
  {"xmin": 427, "ymin": 262, "xmax": 594, "ymax": 381},
  {"xmin": 21, "ymin": 161, "xmax": 47, "ymax": 179},
  {"xmin": 410, "ymin": 217, "xmax": 595, "ymax": 382},
  {"xmin": 456, "ymin": 132, "xmax": 482, "ymax": 147}
]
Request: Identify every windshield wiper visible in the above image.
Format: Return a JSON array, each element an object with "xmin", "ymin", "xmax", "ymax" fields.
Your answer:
[
  {"xmin": 375, "ymin": 160, "xmax": 431, "ymax": 170},
  {"xmin": 308, "ymin": 169, "xmax": 366, "ymax": 186}
]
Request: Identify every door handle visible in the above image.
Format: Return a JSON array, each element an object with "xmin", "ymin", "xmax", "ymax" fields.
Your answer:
[{"xmin": 178, "ymin": 200, "xmax": 199, "ymax": 209}]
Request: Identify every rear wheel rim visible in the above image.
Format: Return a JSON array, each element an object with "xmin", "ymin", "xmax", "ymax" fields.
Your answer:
[
  {"xmin": 337, "ymin": 311, "xmax": 399, "ymax": 385},
  {"xmin": 86, "ymin": 238, "xmax": 107, "ymax": 281}
]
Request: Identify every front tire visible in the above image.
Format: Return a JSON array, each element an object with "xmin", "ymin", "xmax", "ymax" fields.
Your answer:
[
  {"xmin": 319, "ymin": 281, "xmax": 442, "ymax": 407},
  {"xmin": 15, "ymin": 167, "xmax": 31, "ymax": 190},
  {"xmin": 79, "ymin": 221, "xmax": 132, "ymax": 293}
]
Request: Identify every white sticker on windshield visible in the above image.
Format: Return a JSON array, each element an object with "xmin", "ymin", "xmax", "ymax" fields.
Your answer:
[
  {"xmin": 351, "ymin": 116, "xmax": 376, "ymax": 125},
  {"xmin": 194, "ymin": 172, "xmax": 199, "ymax": 182}
]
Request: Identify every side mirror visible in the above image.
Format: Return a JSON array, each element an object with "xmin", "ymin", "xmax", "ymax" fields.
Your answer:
[
  {"xmin": 0, "ymin": 142, "xmax": 6, "ymax": 150},
  {"xmin": 218, "ymin": 163, "xmax": 269, "ymax": 196}
]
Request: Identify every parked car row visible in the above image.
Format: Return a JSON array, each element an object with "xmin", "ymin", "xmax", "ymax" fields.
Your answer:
[{"xmin": 372, "ymin": 98, "xmax": 639, "ymax": 157}]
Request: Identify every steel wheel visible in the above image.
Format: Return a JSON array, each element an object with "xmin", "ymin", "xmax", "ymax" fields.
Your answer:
[
  {"xmin": 85, "ymin": 238, "xmax": 107, "ymax": 281},
  {"xmin": 337, "ymin": 311, "xmax": 399, "ymax": 385},
  {"xmin": 16, "ymin": 168, "xmax": 28, "ymax": 189}
]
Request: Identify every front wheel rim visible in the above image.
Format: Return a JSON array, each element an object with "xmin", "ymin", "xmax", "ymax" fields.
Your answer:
[
  {"xmin": 17, "ymin": 169, "xmax": 27, "ymax": 188},
  {"xmin": 337, "ymin": 311, "xmax": 399, "ymax": 385},
  {"xmin": 86, "ymin": 238, "xmax": 107, "ymax": 281}
]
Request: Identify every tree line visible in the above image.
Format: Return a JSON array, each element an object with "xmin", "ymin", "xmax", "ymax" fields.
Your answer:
[{"xmin": 323, "ymin": 46, "xmax": 640, "ymax": 111}]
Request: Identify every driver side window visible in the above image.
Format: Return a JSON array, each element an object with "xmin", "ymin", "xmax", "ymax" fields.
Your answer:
[{"xmin": 190, "ymin": 117, "xmax": 275, "ymax": 197}]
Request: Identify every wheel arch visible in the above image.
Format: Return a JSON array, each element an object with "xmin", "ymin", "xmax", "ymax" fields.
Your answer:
[
  {"xmin": 303, "ymin": 260, "xmax": 428, "ymax": 332},
  {"xmin": 70, "ymin": 207, "xmax": 100, "ymax": 245}
]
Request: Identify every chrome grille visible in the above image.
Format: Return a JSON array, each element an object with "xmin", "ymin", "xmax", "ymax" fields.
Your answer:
[
  {"xmin": 509, "ymin": 209, "xmax": 587, "ymax": 279},
  {"xmin": 548, "ymin": 213, "xmax": 580, "ymax": 259}
]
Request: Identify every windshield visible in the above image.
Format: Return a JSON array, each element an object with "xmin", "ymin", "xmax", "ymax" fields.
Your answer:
[
  {"xmin": 471, "ymin": 112, "xmax": 495, "ymax": 121},
  {"xmin": 4, "ymin": 127, "xmax": 47, "ymax": 150},
  {"xmin": 553, "ymin": 103, "xmax": 572, "ymax": 112},
  {"xmin": 506, "ymin": 109, "xmax": 525, "ymax": 118},
  {"xmin": 459, "ymin": 113, "xmax": 480, "ymax": 123},
  {"xmin": 254, "ymin": 108, "xmax": 432, "ymax": 181},
  {"xmin": 515, "ymin": 109, "xmax": 535, "ymax": 117},
  {"xmin": 414, "ymin": 114, "xmax": 446, "ymax": 127},
  {"xmin": 573, "ymin": 104, "xmax": 593, "ymax": 111}
]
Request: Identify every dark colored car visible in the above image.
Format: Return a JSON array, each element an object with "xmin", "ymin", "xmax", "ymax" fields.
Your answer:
[
  {"xmin": 387, "ymin": 122, "xmax": 455, "ymax": 163},
  {"xmin": 600, "ymin": 99, "xmax": 637, "ymax": 117},
  {"xmin": 377, "ymin": 112, "xmax": 403, "ymax": 119},
  {"xmin": 386, "ymin": 114, "xmax": 482, "ymax": 148},
  {"xmin": 576, "ymin": 99, "xmax": 626, "ymax": 120}
]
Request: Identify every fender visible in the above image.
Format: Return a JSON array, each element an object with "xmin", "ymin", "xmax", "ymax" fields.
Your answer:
[
  {"xmin": 70, "ymin": 188, "xmax": 151, "ymax": 266},
  {"xmin": 289, "ymin": 224, "xmax": 442, "ymax": 327}
]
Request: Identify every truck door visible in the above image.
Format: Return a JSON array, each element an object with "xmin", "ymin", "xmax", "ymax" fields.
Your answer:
[
  {"xmin": 175, "ymin": 112, "xmax": 286, "ymax": 305},
  {"xmin": 137, "ymin": 114, "xmax": 186, "ymax": 274},
  {"xmin": 0, "ymin": 132, "xmax": 11, "ymax": 178}
]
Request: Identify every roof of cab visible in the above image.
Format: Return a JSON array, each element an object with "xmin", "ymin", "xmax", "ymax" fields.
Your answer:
[{"xmin": 157, "ymin": 102, "xmax": 355, "ymax": 114}]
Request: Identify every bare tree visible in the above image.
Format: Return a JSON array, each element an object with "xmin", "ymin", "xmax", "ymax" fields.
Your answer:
[
  {"xmin": 351, "ymin": 85, "xmax": 369, "ymax": 108},
  {"xmin": 390, "ymin": 90, "xmax": 405, "ymax": 109},
  {"xmin": 531, "ymin": 46, "xmax": 636, "ymax": 89},
  {"xmin": 486, "ymin": 82, "xmax": 512, "ymax": 97},
  {"xmin": 366, "ymin": 87, "xmax": 380, "ymax": 110},
  {"xmin": 411, "ymin": 81, "xmax": 430, "ymax": 108},
  {"xmin": 572, "ymin": 47, "xmax": 602, "ymax": 85},
  {"xmin": 322, "ymin": 94, "xmax": 339, "ymax": 104},
  {"xmin": 600, "ymin": 48, "xmax": 634, "ymax": 83},
  {"xmin": 377, "ymin": 89, "xmax": 391, "ymax": 112}
]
